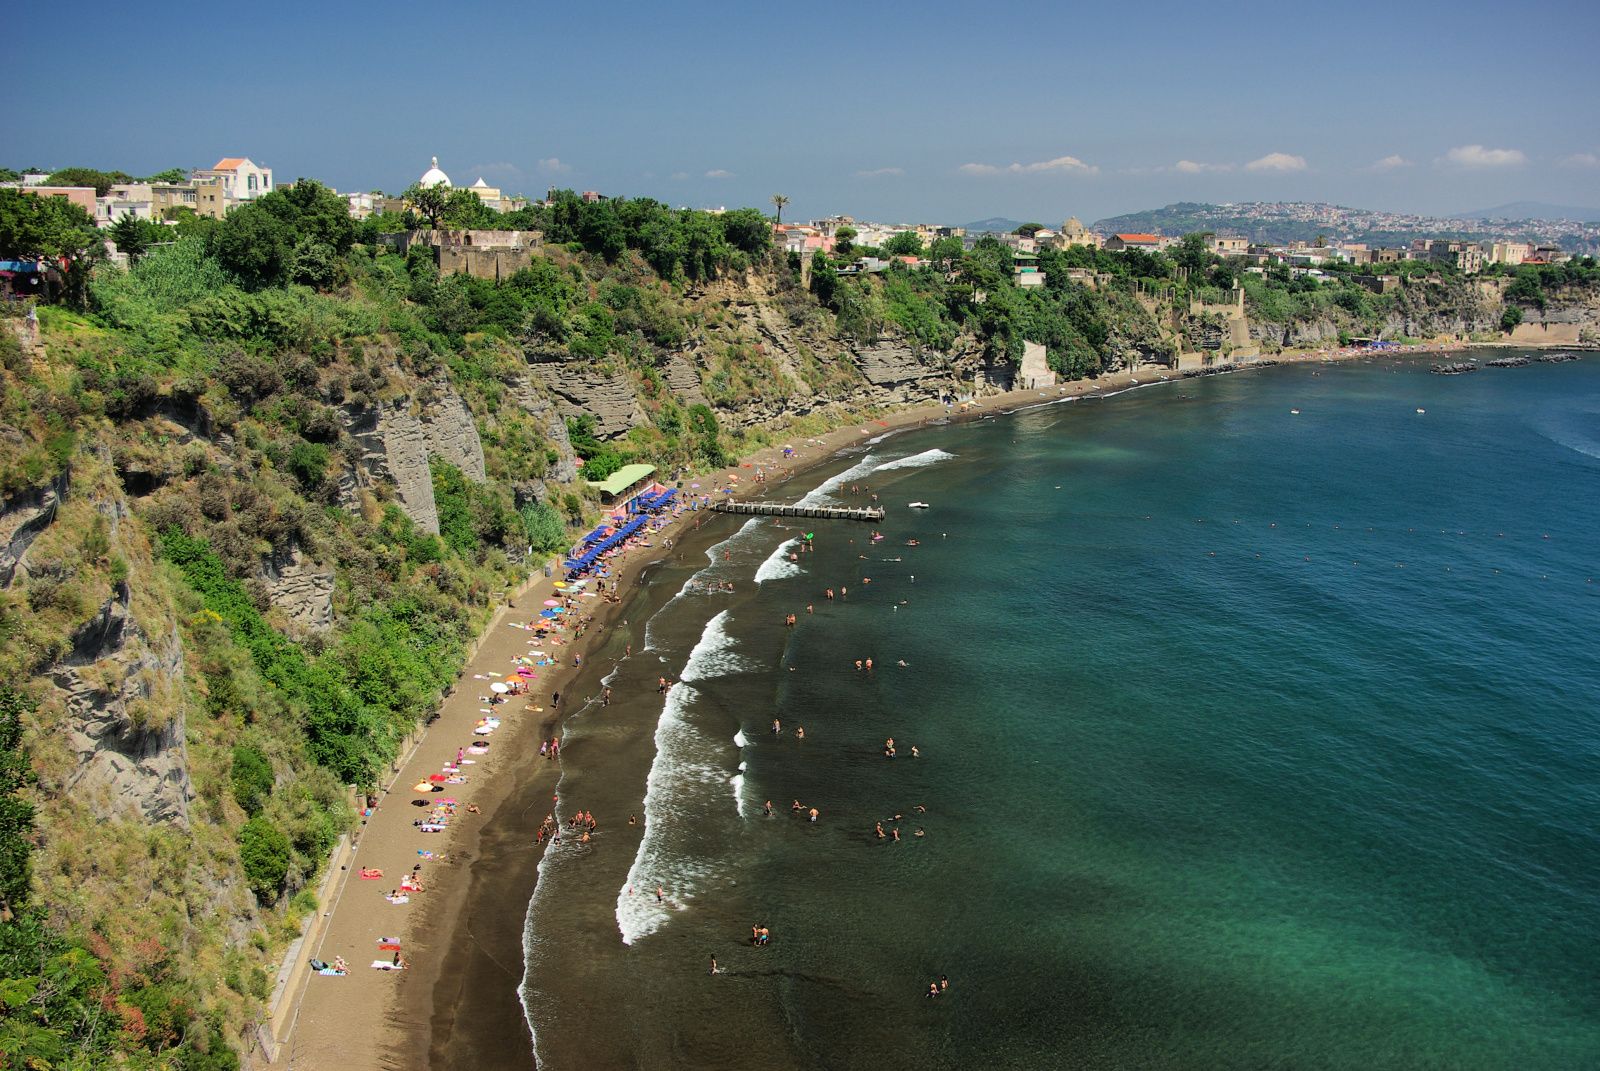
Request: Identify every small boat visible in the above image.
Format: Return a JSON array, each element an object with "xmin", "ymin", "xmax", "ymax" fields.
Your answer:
[
  {"xmin": 908, "ymin": 501, "xmax": 931, "ymax": 509},
  {"xmin": 1290, "ymin": 409, "xmax": 1300, "ymax": 415},
  {"xmin": 1416, "ymin": 408, "xmax": 1426, "ymax": 414}
]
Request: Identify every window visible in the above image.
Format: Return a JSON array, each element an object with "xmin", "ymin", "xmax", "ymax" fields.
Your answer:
[{"xmin": 248, "ymin": 175, "xmax": 257, "ymax": 191}]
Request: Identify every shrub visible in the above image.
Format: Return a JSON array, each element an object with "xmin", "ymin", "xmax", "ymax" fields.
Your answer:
[
  {"xmin": 285, "ymin": 440, "xmax": 330, "ymax": 492},
  {"xmin": 230, "ymin": 745, "xmax": 274, "ymax": 816},
  {"xmin": 238, "ymin": 815, "xmax": 290, "ymax": 901}
]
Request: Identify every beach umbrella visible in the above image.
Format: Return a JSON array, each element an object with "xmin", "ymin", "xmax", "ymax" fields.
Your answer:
[
  {"xmin": 490, "ymin": 682, "xmax": 509, "ymax": 694},
  {"xmin": 543, "ymin": 599, "xmax": 560, "ymax": 607},
  {"xmin": 429, "ymin": 774, "xmax": 448, "ymax": 783},
  {"xmin": 413, "ymin": 782, "xmax": 433, "ymax": 793},
  {"xmin": 553, "ymin": 582, "xmax": 568, "ymax": 589}
]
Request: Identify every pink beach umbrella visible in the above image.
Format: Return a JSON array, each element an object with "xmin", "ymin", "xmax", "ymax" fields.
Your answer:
[{"xmin": 543, "ymin": 599, "xmax": 560, "ymax": 607}]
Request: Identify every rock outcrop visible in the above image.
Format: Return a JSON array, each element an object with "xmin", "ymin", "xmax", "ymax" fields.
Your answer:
[
  {"xmin": 421, "ymin": 387, "xmax": 486, "ymax": 482},
  {"xmin": 0, "ymin": 470, "xmax": 67, "ymax": 586},
  {"xmin": 525, "ymin": 365, "xmax": 648, "ymax": 440},
  {"xmin": 260, "ymin": 544, "xmax": 335, "ymax": 633},
  {"xmin": 338, "ymin": 381, "xmax": 488, "ymax": 533},
  {"xmin": 48, "ymin": 585, "xmax": 193, "ymax": 826},
  {"xmin": 507, "ymin": 374, "xmax": 580, "ymax": 483}
]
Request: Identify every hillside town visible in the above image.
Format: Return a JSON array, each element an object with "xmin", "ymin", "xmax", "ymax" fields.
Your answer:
[{"xmin": 0, "ymin": 155, "xmax": 1585, "ymax": 298}]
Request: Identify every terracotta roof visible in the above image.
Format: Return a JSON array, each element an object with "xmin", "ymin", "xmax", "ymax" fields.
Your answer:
[
  {"xmin": 1113, "ymin": 233, "xmax": 1162, "ymax": 243},
  {"xmin": 212, "ymin": 157, "xmax": 249, "ymax": 171}
]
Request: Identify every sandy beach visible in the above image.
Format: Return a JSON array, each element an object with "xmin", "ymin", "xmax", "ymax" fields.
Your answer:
[{"xmin": 269, "ymin": 342, "xmax": 1483, "ymax": 1071}]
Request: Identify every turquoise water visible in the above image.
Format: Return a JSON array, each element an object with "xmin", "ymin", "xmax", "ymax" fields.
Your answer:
[{"xmin": 522, "ymin": 355, "xmax": 1600, "ymax": 1069}]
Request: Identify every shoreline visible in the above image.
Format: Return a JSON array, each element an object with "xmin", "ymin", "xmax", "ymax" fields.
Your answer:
[{"xmin": 273, "ymin": 338, "xmax": 1547, "ymax": 1071}]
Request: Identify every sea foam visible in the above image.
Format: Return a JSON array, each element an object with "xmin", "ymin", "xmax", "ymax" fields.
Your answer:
[
  {"xmin": 616, "ymin": 610, "xmax": 743, "ymax": 944},
  {"xmin": 873, "ymin": 447, "xmax": 957, "ymax": 473},
  {"xmin": 755, "ymin": 538, "xmax": 802, "ymax": 583}
]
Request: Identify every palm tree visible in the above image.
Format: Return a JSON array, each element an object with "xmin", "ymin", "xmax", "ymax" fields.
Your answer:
[{"xmin": 771, "ymin": 194, "xmax": 789, "ymax": 229}]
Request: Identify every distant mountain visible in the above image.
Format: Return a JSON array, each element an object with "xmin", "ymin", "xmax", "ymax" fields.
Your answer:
[
  {"xmin": 1091, "ymin": 201, "xmax": 1600, "ymax": 254},
  {"xmin": 1456, "ymin": 201, "xmax": 1600, "ymax": 223},
  {"xmin": 962, "ymin": 217, "xmax": 1027, "ymax": 234}
]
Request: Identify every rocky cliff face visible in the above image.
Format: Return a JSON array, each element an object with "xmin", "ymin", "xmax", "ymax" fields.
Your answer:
[
  {"xmin": 259, "ymin": 544, "xmax": 335, "ymax": 634},
  {"xmin": 0, "ymin": 471, "xmax": 67, "ymax": 586},
  {"xmin": 47, "ymin": 584, "xmax": 192, "ymax": 826},
  {"xmin": 339, "ymin": 379, "xmax": 489, "ymax": 534}
]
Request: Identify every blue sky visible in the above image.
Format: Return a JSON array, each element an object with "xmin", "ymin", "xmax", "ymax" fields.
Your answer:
[{"xmin": 7, "ymin": 0, "xmax": 1598, "ymax": 224}]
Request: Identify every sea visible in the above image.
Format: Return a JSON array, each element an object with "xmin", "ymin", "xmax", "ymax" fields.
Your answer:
[{"xmin": 517, "ymin": 352, "xmax": 1600, "ymax": 1070}]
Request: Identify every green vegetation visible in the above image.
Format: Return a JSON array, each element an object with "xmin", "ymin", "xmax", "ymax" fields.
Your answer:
[{"xmin": 1, "ymin": 170, "xmax": 1595, "ymax": 1070}]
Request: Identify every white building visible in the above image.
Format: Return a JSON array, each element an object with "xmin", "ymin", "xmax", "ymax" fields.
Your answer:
[
  {"xmin": 96, "ymin": 183, "xmax": 157, "ymax": 226},
  {"xmin": 418, "ymin": 156, "xmax": 452, "ymax": 189},
  {"xmin": 193, "ymin": 157, "xmax": 274, "ymax": 201}
]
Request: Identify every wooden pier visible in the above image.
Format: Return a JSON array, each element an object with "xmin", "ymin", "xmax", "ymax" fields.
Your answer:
[{"xmin": 711, "ymin": 500, "xmax": 885, "ymax": 522}]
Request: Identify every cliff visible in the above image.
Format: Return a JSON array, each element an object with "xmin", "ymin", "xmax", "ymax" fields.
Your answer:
[{"xmin": 0, "ymin": 196, "xmax": 1594, "ymax": 1069}]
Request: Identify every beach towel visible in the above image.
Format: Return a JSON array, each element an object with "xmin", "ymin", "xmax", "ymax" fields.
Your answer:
[
  {"xmin": 317, "ymin": 968, "xmax": 346, "ymax": 976},
  {"xmin": 358, "ymin": 869, "xmax": 384, "ymax": 879},
  {"xmin": 378, "ymin": 942, "xmax": 402, "ymax": 951},
  {"xmin": 371, "ymin": 961, "xmax": 405, "ymax": 970}
]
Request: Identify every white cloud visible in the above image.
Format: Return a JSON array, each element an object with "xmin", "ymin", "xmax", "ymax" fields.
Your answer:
[
  {"xmin": 1174, "ymin": 159, "xmax": 1232, "ymax": 174},
  {"xmin": 704, "ymin": 168, "xmax": 734, "ymax": 179},
  {"xmin": 1244, "ymin": 152, "xmax": 1308, "ymax": 173},
  {"xmin": 855, "ymin": 167, "xmax": 905, "ymax": 178},
  {"xmin": 1368, "ymin": 154, "xmax": 1411, "ymax": 172},
  {"xmin": 959, "ymin": 154, "xmax": 1098, "ymax": 176},
  {"xmin": 465, "ymin": 161, "xmax": 524, "ymax": 180},
  {"xmin": 1439, "ymin": 144, "xmax": 1526, "ymax": 168},
  {"xmin": 1560, "ymin": 151, "xmax": 1600, "ymax": 168},
  {"xmin": 536, "ymin": 157, "xmax": 571, "ymax": 174}
]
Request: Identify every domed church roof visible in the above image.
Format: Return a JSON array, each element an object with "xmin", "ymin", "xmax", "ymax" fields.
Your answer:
[{"xmin": 419, "ymin": 156, "xmax": 452, "ymax": 189}]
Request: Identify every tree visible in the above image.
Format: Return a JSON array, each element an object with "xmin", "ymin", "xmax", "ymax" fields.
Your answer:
[
  {"xmin": 0, "ymin": 189, "xmax": 100, "ymax": 261},
  {"xmin": 578, "ymin": 200, "xmax": 627, "ymax": 261},
  {"xmin": 238, "ymin": 816, "xmax": 290, "ymax": 901},
  {"xmin": 403, "ymin": 182, "xmax": 451, "ymax": 228},
  {"xmin": 718, "ymin": 207, "xmax": 771, "ymax": 256},
  {"xmin": 1173, "ymin": 232, "xmax": 1215, "ymax": 276},
  {"xmin": 141, "ymin": 167, "xmax": 189, "ymax": 184},
  {"xmin": 0, "ymin": 189, "xmax": 106, "ymax": 305},
  {"xmin": 1500, "ymin": 304, "xmax": 1523, "ymax": 331},
  {"xmin": 261, "ymin": 178, "xmax": 356, "ymax": 253},
  {"xmin": 109, "ymin": 212, "xmax": 154, "ymax": 263},
  {"xmin": 835, "ymin": 226, "xmax": 857, "ymax": 257},
  {"xmin": 43, "ymin": 167, "xmax": 131, "ymax": 196},
  {"xmin": 883, "ymin": 231, "xmax": 924, "ymax": 257},
  {"xmin": 771, "ymin": 194, "xmax": 789, "ymax": 228},
  {"xmin": 206, "ymin": 202, "xmax": 290, "ymax": 289},
  {"xmin": 1016, "ymin": 222, "xmax": 1045, "ymax": 237},
  {"xmin": 928, "ymin": 235, "xmax": 964, "ymax": 267}
]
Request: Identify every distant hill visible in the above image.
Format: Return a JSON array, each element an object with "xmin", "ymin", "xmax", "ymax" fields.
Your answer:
[
  {"xmin": 1457, "ymin": 201, "xmax": 1600, "ymax": 223},
  {"xmin": 1091, "ymin": 201, "xmax": 1600, "ymax": 254},
  {"xmin": 962, "ymin": 216, "xmax": 1027, "ymax": 234}
]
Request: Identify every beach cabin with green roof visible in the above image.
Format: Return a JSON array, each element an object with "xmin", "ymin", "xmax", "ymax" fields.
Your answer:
[{"xmin": 589, "ymin": 463, "xmax": 656, "ymax": 506}]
